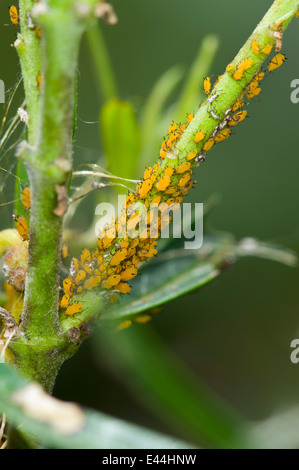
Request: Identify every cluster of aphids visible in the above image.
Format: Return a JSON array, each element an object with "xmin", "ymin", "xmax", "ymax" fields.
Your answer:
[
  {"xmin": 59, "ymin": 43, "xmax": 287, "ymax": 317},
  {"xmin": 12, "ymin": 187, "xmax": 31, "ymax": 242}
]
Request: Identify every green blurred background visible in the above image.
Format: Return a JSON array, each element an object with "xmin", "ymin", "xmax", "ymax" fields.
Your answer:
[{"xmin": 1, "ymin": 0, "xmax": 299, "ymax": 447}]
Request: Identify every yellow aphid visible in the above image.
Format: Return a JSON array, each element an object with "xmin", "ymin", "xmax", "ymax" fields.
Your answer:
[
  {"xmin": 151, "ymin": 195, "xmax": 161, "ymax": 205},
  {"xmin": 252, "ymin": 40, "xmax": 260, "ymax": 54},
  {"xmin": 168, "ymin": 122, "xmax": 177, "ymax": 134},
  {"xmin": 153, "ymin": 163, "xmax": 160, "ymax": 172},
  {"xmin": 203, "ymin": 138, "xmax": 215, "ymax": 152},
  {"xmin": 194, "ymin": 130, "xmax": 205, "ymax": 143},
  {"xmin": 214, "ymin": 75, "xmax": 223, "ymax": 86},
  {"xmin": 164, "ymin": 167, "xmax": 174, "ymax": 177},
  {"xmin": 187, "ymin": 113, "xmax": 194, "ymax": 124},
  {"xmin": 143, "ymin": 167, "xmax": 152, "ymax": 180},
  {"xmin": 214, "ymin": 128, "xmax": 231, "ymax": 143},
  {"xmin": 247, "ymin": 87, "xmax": 261, "ymax": 99},
  {"xmin": 139, "ymin": 179, "xmax": 153, "ymax": 199},
  {"xmin": 81, "ymin": 248, "xmax": 91, "ymax": 264},
  {"xmin": 9, "ymin": 6, "xmax": 18, "ymax": 26},
  {"xmin": 110, "ymin": 249, "xmax": 128, "ymax": 266},
  {"xmin": 231, "ymin": 97, "xmax": 245, "ymax": 112},
  {"xmin": 21, "ymin": 187, "xmax": 31, "ymax": 211},
  {"xmin": 156, "ymin": 175, "xmax": 171, "ymax": 191},
  {"xmin": 164, "ymin": 186, "xmax": 177, "ymax": 195},
  {"xmin": 121, "ymin": 240, "xmax": 129, "ymax": 249},
  {"xmin": 179, "ymin": 173, "xmax": 192, "ymax": 188},
  {"xmin": 177, "ymin": 124, "xmax": 187, "ymax": 134},
  {"xmin": 176, "ymin": 162, "xmax": 191, "ymax": 174},
  {"xmin": 159, "ymin": 147, "xmax": 168, "ymax": 159},
  {"xmin": 99, "ymin": 262, "xmax": 108, "ymax": 272},
  {"xmin": 63, "ymin": 277, "xmax": 74, "ymax": 297},
  {"xmin": 255, "ymin": 72, "xmax": 265, "ymax": 82},
  {"xmin": 117, "ymin": 320, "xmax": 132, "ymax": 331},
  {"xmin": 75, "ymin": 270, "xmax": 86, "ymax": 285},
  {"xmin": 62, "ymin": 242, "xmax": 68, "ymax": 258},
  {"xmin": 13, "ymin": 215, "xmax": 29, "ymax": 241},
  {"xmin": 102, "ymin": 274, "xmax": 121, "ymax": 289},
  {"xmin": 237, "ymin": 59, "xmax": 253, "ymax": 72},
  {"xmin": 267, "ymin": 53, "xmax": 286, "ymax": 72},
  {"xmin": 120, "ymin": 267, "xmax": 137, "ymax": 281},
  {"xmin": 71, "ymin": 257, "xmax": 79, "ymax": 273},
  {"xmin": 83, "ymin": 276, "xmax": 101, "ymax": 290},
  {"xmin": 226, "ymin": 63, "xmax": 234, "ymax": 72},
  {"xmin": 135, "ymin": 315, "xmax": 152, "ymax": 324},
  {"xmin": 227, "ymin": 110, "xmax": 247, "ymax": 126},
  {"xmin": 187, "ymin": 149, "xmax": 198, "ymax": 161},
  {"xmin": 234, "ymin": 70, "xmax": 243, "ymax": 80},
  {"xmin": 60, "ymin": 294, "xmax": 70, "ymax": 309},
  {"xmin": 204, "ymin": 77, "xmax": 211, "ymax": 94},
  {"xmin": 116, "ymin": 283, "xmax": 131, "ymax": 294},
  {"xmin": 262, "ymin": 44, "xmax": 273, "ymax": 55},
  {"xmin": 65, "ymin": 302, "xmax": 83, "ymax": 316},
  {"xmin": 35, "ymin": 25, "xmax": 42, "ymax": 38}
]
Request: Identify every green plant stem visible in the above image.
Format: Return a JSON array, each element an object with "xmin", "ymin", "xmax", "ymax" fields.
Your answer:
[
  {"xmin": 9, "ymin": 0, "xmax": 100, "ymax": 392},
  {"xmin": 17, "ymin": 0, "xmax": 41, "ymax": 145}
]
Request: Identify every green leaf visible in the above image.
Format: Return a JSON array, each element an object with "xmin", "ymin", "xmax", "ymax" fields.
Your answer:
[
  {"xmin": 100, "ymin": 99, "xmax": 140, "ymax": 181},
  {"xmin": 100, "ymin": 235, "xmax": 297, "ymax": 323},
  {"xmin": 96, "ymin": 326, "xmax": 248, "ymax": 449},
  {"xmin": 0, "ymin": 364, "xmax": 194, "ymax": 449}
]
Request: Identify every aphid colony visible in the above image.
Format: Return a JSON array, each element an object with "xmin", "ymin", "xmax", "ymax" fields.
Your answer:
[{"xmin": 56, "ymin": 49, "xmax": 286, "ymax": 316}]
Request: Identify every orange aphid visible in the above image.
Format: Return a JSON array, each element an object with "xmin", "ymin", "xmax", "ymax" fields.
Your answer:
[
  {"xmin": 63, "ymin": 277, "xmax": 74, "ymax": 297},
  {"xmin": 116, "ymin": 283, "xmax": 131, "ymax": 294},
  {"xmin": 226, "ymin": 63, "xmax": 234, "ymax": 72},
  {"xmin": 9, "ymin": 6, "xmax": 18, "ymax": 26},
  {"xmin": 121, "ymin": 267, "xmax": 138, "ymax": 281},
  {"xmin": 194, "ymin": 131, "xmax": 205, "ymax": 143},
  {"xmin": 237, "ymin": 59, "xmax": 253, "ymax": 72},
  {"xmin": 227, "ymin": 110, "xmax": 247, "ymax": 126},
  {"xmin": 187, "ymin": 113, "xmax": 194, "ymax": 123},
  {"xmin": 187, "ymin": 149, "xmax": 198, "ymax": 161},
  {"xmin": 156, "ymin": 175, "xmax": 171, "ymax": 191},
  {"xmin": 60, "ymin": 294, "xmax": 70, "ymax": 309},
  {"xmin": 164, "ymin": 167, "xmax": 174, "ymax": 177},
  {"xmin": 65, "ymin": 302, "xmax": 83, "ymax": 316},
  {"xmin": 231, "ymin": 97, "xmax": 245, "ymax": 112},
  {"xmin": 214, "ymin": 75, "xmax": 223, "ymax": 86},
  {"xmin": 13, "ymin": 215, "xmax": 29, "ymax": 241},
  {"xmin": 102, "ymin": 274, "xmax": 121, "ymax": 289},
  {"xmin": 75, "ymin": 270, "xmax": 86, "ymax": 285},
  {"xmin": 203, "ymin": 138, "xmax": 215, "ymax": 152},
  {"xmin": 151, "ymin": 195, "xmax": 161, "ymax": 205},
  {"xmin": 110, "ymin": 249, "xmax": 128, "ymax": 266},
  {"xmin": 234, "ymin": 70, "xmax": 243, "ymax": 80},
  {"xmin": 214, "ymin": 128, "xmax": 231, "ymax": 143},
  {"xmin": 83, "ymin": 276, "xmax": 101, "ymax": 290},
  {"xmin": 139, "ymin": 179, "xmax": 153, "ymax": 199},
  {"xmin": 267, "ymin": 53, "xmax": 286, "ymax": 72},
  {"xmin": 204, "ymin": 77, "xmax": 211, "ymax": 94},
  {"xmin": 252, "ymin": 40, "xmax": 260, "ymax": 54},
  {"xmin": 262, "ymin": 44, "xmax": 273, "ymax": 55},
  {"xmin": 143, "ymin": 167, "xmax": 152, "ymax": 180},
  {"xmin": 21, "ymin": 187, "xmax": 31, "ymax": 211},
  {"xmin": 178, "ymin": 173, "xmax": 192, "ymax": 188},
  {"xmin": 176, "ymin": 162, "xmax": 191, "ymax": 174},
  {"xmin": 62, "ymin": 242, "xmax": 68, "ymax": 259},
  {"xmin": 81, "ymin": 248, "xmax": 91, "ymax": 264},
  {"xmin": 135, "ymin": 314, "xmax": 152, "ymax": 324},
  {"xmin": 117, "ymin": 320, "xmax": 132, "ymax": 331},
  {"xmin": 168, "ymin": 122, "xmax": 177, "ymax": 134}
]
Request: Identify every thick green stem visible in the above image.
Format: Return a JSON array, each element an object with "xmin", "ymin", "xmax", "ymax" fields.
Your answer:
[{"xmin": 9, "ymin": 0, "xmax": 100, "ymax": 391}]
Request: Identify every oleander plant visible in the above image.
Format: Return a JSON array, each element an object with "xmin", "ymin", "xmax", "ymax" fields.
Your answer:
[{"xmin": 0, "ymin": 0, "xmax": 299, "ymax": 449}]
